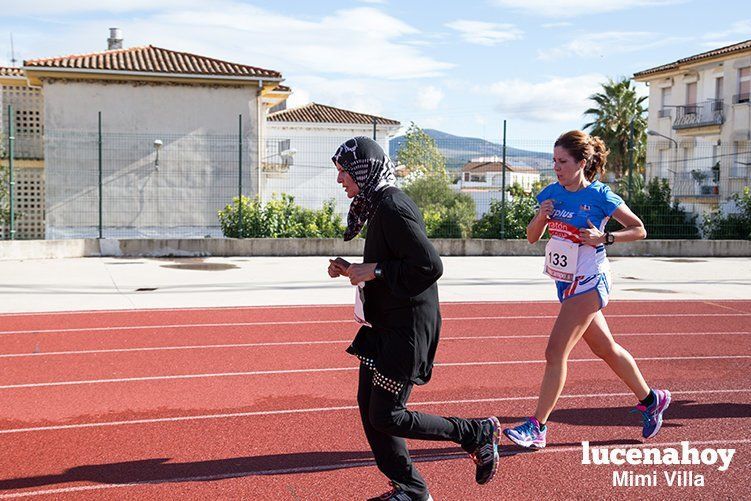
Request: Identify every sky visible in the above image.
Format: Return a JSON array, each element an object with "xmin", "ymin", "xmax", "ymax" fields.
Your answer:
[{"xmin": 1, "ymin": 0, "xmax": 750, "ymax": 147}]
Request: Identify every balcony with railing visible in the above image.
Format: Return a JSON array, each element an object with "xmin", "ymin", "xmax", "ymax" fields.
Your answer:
[
  {"xmin": 734, "ymin": 92, "xmax": 750, "ymax": 104},
  {"xmin": 672, "ymin": 99, "xmax": 724, "ymax": 130}
]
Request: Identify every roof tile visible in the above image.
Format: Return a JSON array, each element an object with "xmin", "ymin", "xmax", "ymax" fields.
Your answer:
[
  {"xmin": 24, "ymin": 45, "xmax": 282, "ymax": 79},
  {"xmin": 634, "ymin": 39, "xmax": 751, "ymax": 78},
  {"xmin": 268, "ymin": 102, "xmax": 400, "ymax": 126}
]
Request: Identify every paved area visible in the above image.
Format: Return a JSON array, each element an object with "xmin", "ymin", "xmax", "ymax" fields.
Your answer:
[{"xmin": 0, "ymin": 256, "xmax": 749, "ymax": 313}]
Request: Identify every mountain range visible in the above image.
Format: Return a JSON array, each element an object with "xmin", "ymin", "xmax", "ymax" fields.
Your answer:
[{"xmin": 389, "ymin": 129, "xmax": 553, "ymax": 171}]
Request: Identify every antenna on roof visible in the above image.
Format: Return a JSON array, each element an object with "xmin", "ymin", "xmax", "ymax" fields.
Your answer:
[{"xmin": 10, "ymin": 33, "xmax": 17, "ymax": 67}]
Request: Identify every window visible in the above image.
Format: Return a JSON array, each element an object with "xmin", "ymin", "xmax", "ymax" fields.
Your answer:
[
  {"xmin": 659, "ymin": 87, "xmax": 672, "ymax": 117},
  {"xmin": 658, "ymin": 148, "xmax": 667, "ymax": 179},
  {"xmin": 738, "ymin": 68, "xmax": 750, "ymax": 103},
  {"xmin": 715, "ymin": 77, "xmax": 724, "ymax": 100},
  {"xmin": 686, "ymin": 82, "xmax": 697, "ymax": 105},
  {"xmin": 732, "ymin": 142, "xmax": 750, "ymax": 178}
]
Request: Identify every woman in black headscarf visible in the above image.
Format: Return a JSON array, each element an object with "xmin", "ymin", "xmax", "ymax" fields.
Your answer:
[{"xmin": 327, "ymin": 137, "xmax": 501, "ymax": 501}]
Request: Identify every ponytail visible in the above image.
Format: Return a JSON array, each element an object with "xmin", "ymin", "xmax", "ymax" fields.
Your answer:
[{"xmin": 554, "ymin": 130, "xmax": 610, "ymax": 181}]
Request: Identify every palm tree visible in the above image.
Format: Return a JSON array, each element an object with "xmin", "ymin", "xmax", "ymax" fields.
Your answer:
[{"xmin": 583, "ymin": 77, "xmax": 647, "ymax": 179}]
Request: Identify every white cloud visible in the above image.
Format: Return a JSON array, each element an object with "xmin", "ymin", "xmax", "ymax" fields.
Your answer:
[
  {"xmin": 132, "ymin": 5, "xmax": 453, "ymax": 80},
  {"xmin": 445, "ymin": 20, "xmax": 523, "ymax": 46},
  {"xmin": 285, "ymin": 88, "xmax": 311, "ymax": 110},
  {"xmin": 703, "ymin": 20, "xmax": 751, "ymax": 43},
  {"xmin": 541, "ymin": 22, "xmax": 573, "ymax": 29},
  {"xmin": 481, "ymin": 74, "xmax": 605, "ymax": 122},
  {"xmin": 416, "ymin": 86, "xmax": 445, "ymax": 110},
  {"xmin": 4, "ymin": 0, "xmax": 207, "ymax": 15},
  {"xmin": 282, "ymin": 75, "xmax": 402, "ymax": 119},
  {"xmin": 490, "ymin": 0, "xmax": 683, "ymax": 17},
  {"xmin": 12, "ymin": 4, "xmax": 453, "ymax": 81},
  {"xmin": 537, "ymin": 31, "xmax": 690, "ymax": 60}
]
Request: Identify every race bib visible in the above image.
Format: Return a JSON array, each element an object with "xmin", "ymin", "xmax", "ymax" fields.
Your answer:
[
  {"xmin": 544, "ymin": 238, "xmax": 579, "ymax": 282},
  {"xmin": 354, "ymin": 283, "xmax": 372, "ymax": 327}
]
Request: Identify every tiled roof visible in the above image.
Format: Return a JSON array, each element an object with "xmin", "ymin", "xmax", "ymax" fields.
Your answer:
[
  {"xmin": 268, "ymin": 102, "xmax": 400, "ymax": 125},
  {"xmin": 24, "ymin": 45, "xmax": 281, "ymax": 79},
  {"xmin": 273, "ymin": 84, "xmax": 291, "ymax": 92},
  {"xmin": 461, "ymin": 161, "xmax": 538, "ymax": 174},
  {"xmin": 634, "ymin": 39, "xmax": 751, "ymax": 79},
  {"xmin": 0, "ymin": 66, "xmax": 24, "ymax": 77}
]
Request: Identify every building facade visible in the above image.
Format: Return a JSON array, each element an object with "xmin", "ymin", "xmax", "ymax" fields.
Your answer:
[
  {"xmin": 634, "ymin": 39, "xmax": 751, "ymax": 215},
  {"xmin": 265, "ymin": 102, "xmax": 400, "ymax": 217},
  {"xmin": 19, "ymin": 34, "xmax": 286, "ymax": 238}
]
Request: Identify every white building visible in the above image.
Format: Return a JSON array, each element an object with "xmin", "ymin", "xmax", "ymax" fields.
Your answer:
[
  {"xmin": 0, "ymin": 66, "xmax": 45, "ymax": 239},
  {"xmin": 21, "ymin": 30, "xmax": 288, "ymax": 238},
  {"xmin": 265, "ymin": 102, "xmax": 400, "ymax": 217},
  {"xmin": 456, "ymin": 158, "xmax": 540, "ymax": 218},
  {"xmin": 634, "ymin": 39, "xmax": 751, "ymax": 215}
]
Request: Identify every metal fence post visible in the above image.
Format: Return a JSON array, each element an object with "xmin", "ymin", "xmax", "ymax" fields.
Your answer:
[
  {"xmin": 238, "ymin": 114, "xmax": 243, "ymax": 239},
  {"xmin": 628, "ymin": 119, "xmax": 634, "ymax": 202},
  {"xmin": 7, "ymin": 105, "xmax": 15, "ymax": 240},
  {"xmin": 98, "ymin": 111, "xmax": 103, "ymax": 239},
  {"xmin": 500, "ymin": 119, "xmax": 507, "ymax": 240}
]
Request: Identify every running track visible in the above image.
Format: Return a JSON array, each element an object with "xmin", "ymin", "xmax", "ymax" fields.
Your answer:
[{"xmin": 1, "ymin": 300, "xmax": 750, "ymax": 500}]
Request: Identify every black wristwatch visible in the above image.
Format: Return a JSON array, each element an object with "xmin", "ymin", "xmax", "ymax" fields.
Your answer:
[
  {"xmin": 604, "ymin": 232, "xmax": 615, "ymax": 246},
  {"xmin": 374, "ymin": 264, "xmax": 383, "ymax": 279}
]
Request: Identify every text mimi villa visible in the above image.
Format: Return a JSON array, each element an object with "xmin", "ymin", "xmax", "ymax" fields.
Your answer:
[{"xmin": 581, "ymin": 441, "xmax": 735, "ymax": 488}]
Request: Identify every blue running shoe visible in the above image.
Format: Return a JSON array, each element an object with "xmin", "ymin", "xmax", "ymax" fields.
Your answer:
[
  {"xmin": 633, "ymin": 388, "xmax": 671, "ymax": 439},
  {"xmin": 503, "ymin": 417, "xmax": 547, "ymax": 449}
]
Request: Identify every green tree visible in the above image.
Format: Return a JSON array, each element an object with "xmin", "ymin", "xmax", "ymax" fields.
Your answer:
[
  {"xmin": 606, "ymin": 178, "xmax": 700, "ymax": 239},
  {"xmin": 472, "ymin": 182, "xmax": 544, "ymax": 239},
  {"xmin": 403, "ymin": 175, "xmax": 475, "ymax": 238},
  {"xmin": 701, "ymin": 187, "xmax": 751, "ymax": 240},
  {"xmin": 396, "ymin": 123, "xmax": 475, "ymax": 238},
  {"xmin": 583, "ymin": 77, "xmax": 647, "ymax": 179},
  {"xmin": 396, "ymin": 122, "xmax": 447, "ymax": 179}
]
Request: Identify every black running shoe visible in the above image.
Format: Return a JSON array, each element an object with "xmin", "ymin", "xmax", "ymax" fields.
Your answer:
[
  {"xmin": 367, "ymin": 481, "xmax": 433, "ymax": 501},
  {"xmin": 470, "ymin": 416, "xmax": 501, "ymax": 485}
]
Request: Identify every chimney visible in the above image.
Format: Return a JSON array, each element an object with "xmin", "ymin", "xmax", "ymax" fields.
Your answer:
[{"xmin": 107, "ymin": 28, "xmax": 123, "ymax": 50}]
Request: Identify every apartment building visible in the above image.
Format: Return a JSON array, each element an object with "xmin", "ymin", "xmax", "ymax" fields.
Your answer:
[{"xmin": 634, "ymin": 39, "xmax": 751, "ymax": 214}]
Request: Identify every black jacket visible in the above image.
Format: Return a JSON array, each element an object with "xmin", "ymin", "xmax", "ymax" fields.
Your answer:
[{"xmin": 346, "ymin": 187, "xmax": 443, "ymax": 385}]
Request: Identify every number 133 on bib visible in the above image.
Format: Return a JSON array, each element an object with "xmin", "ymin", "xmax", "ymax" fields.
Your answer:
[{"xmin": 544, "ymin": 238, "xmax": 579, "ymax": 282}]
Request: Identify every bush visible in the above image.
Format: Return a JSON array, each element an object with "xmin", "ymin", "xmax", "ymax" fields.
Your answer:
[
  {"xmin": 701, "ymin": 187, "xmax": 751, "ymax": 240},
  {"xmin": 472, "ymin": 188, "xmax": 537, "ymax": 239},
  {"xmin": 609, "ymin": 178, "xmax": 699, "ymax": 239},
  {"xmin": 403, "ymin": 174, "xmax": 476, "ymax": 238},
  {"xmin": 218, "ymin": 194, "xmax": 345, "ymax": 238}
]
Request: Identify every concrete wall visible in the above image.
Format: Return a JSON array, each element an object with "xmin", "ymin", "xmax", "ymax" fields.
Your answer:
[
  {"xmin": 43, "ymin": 80, "xmax": 261, "ymax": 238},
  {"xmin": 2, "ymin": 238, "xmax": 749, "ymax": 260}
]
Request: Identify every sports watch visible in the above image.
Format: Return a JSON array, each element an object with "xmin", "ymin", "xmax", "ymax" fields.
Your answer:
[{"xmin": 604, "ymin": 232, "xmax": 615, "ymax": 246}]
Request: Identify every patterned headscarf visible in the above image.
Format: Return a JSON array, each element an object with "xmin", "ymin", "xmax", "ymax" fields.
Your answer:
[{"xmin": 332, "ymin": 136, "xmax": 397, "ymax": 241}]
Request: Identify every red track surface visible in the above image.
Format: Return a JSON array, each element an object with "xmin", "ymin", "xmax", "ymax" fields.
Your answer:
[{"xmin": 1, "ymin": 300, "xmax": 750, "ymax": 500}]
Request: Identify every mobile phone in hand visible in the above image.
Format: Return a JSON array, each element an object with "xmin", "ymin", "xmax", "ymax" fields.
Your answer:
[{"xmin": 334, "ymin": 257, "xmax": 351, "ymax": 268}]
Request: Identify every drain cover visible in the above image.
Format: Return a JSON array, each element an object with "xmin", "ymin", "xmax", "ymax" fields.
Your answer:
[
  {"xmin": 161, "ymin": 263, "xmax": 239, "ymax": 271},
  {"xmin": 623, "ymin": 288, "xmax": 678, "ymax": 294}
]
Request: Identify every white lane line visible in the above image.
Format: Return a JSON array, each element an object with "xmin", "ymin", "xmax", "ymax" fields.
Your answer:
[
  {"xmin": 2, "ymin": 331, "xmax": 749, "ymax": 358},
  {"xmin": 0, "ymin": 312, "xmax": 749, "ymax": 336},
  {"xmin": 0, "ymin": 438, "xmax": 749, "ymax": 500},
  {"xmin": 1, "ymin": 355, "xmax": 749, "ymax": 390},
  {"xmin": 703, "ymin": 301, "xmax": 748, "ymax": 313},
  {"xmin": 0, "ymin": 388, "xmax": 749, "ymax": 435},
  {"xmin": 0, "ymin": 298, "xmax": 746, "ymax": 318}
]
